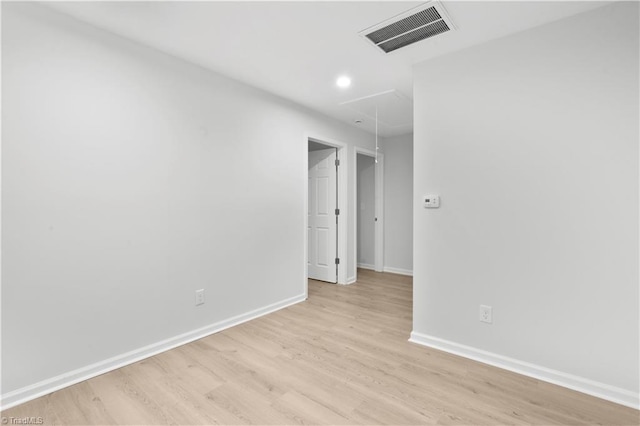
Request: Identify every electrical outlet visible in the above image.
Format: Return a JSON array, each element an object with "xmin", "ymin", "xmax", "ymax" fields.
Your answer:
[
  {"xmin": 479, "ymin": 305, "xmax": 492, "ymax": 324},
  {"xmin": 195, "ymin": 289, "xmax": 205, "ymax": 306}
]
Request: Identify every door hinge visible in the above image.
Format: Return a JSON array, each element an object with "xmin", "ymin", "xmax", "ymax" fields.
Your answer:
[
  {"xmin": 335, "ymin": 258, "xmax": 340, "ymax": 265},
  {"xmin": 335, "ymin": 159, "xmax": 340, "ymax": 167},
  {"xmin": 335, "ymin": 208, "xmax": 340, "ymax": 216}
]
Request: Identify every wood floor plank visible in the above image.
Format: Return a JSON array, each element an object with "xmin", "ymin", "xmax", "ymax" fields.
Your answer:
[{"xmin": 2, "ymin": 269, "xmax": 638, "ymax": 425}]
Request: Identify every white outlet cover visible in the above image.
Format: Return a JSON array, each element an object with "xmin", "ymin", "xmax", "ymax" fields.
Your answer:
[
  {"xmin": 195, "ymin": 289, "xmax": 205, "ymax": 306},
  {"xmin": 479, "ymin": 305, "xmax": 492, "ymax": 324}
]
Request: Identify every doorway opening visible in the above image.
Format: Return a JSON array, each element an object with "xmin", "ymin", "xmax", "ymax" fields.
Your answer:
[
  {"xmin": 354, "ymin": 148, "xmax": 384, "ymax": 281},
  {"xmin": 305, "ymin": 136, "xmax": 348, "ymax": 289},
  {"xmin": 357, "ymin": 153, "xmax": 375, "ymax": 271},
  {"xmin": 308, "ymin": 142, "xmax": 338, "ymax": 283}
]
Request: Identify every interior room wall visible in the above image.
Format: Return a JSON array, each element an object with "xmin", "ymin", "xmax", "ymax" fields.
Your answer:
[
  {"xmin": 412, "ymin": 1, "xmax": 639, "ymax": 407},
  {"xmin": 357, "ymin": 154, "xmax": 376, "ymax": 268},
  {"xmin": 1, "ymin": 2, "xmax": 376, "ymax": 404},
  {"xmin": 380, "ymin": 134, "xmax": 413, "ymax": 275}
]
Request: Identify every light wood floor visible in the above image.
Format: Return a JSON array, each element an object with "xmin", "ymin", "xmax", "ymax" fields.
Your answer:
[{"xmin": 2, "ymin": 270, "xmax": 638, "ymax": 425}]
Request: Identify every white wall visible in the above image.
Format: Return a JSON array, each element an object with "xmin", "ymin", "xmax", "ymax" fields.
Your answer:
[
  {"xmin": 357, "ymin": 154, "xmax": 376, "ymax": 268},
  {"xmin": 380, "ymin": 134, "xmax": 413, "ymax": 275},
  {"xmin": 412, "ymin": 2, "xmax": 639, "ymax": 407},
  {"xmin": 1, "ymin": 2, "xmax": 376, "ymax": 404}
]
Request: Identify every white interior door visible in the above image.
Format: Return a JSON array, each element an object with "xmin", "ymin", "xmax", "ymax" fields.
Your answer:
[{"xmin": 308, "ymin": 148, "xmax": 337, "ymax": 283}]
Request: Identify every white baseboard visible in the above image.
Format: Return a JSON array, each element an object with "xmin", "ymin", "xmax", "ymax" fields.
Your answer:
[
  {"xmin": 358, "ymin": 264, "xmax": 413, "ymax": 277},
  {"xmin": 382, "ymin": 266, "xmax": 413, "ymax": 276},
  {"xmin": 357, "ymin": 263, "xmax": 375, "ymax": 271},
  {"xmin": 1, "ymin": 294, "xmax": 306, "ymax": 410},
  {"xmin": 409, "ymin": 331, "xmax": 639, "ymax": 410}
]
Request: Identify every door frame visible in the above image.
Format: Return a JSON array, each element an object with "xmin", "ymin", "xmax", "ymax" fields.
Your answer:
[
  {"xmin": 354, "ymin": 147, "xmax": 384, "ymax": 276},
  {"xmin": 307, "ymin": 147, "xmax": 338, "ymax": 284},
  {"xmin": 304, "ymin": 134, "xmax": 348, "ymax": 295}
]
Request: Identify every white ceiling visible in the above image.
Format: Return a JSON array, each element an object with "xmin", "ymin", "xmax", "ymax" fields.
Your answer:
[{"xmin": 43, "ymin": 1, "xmax": 608, "ymax": 137}]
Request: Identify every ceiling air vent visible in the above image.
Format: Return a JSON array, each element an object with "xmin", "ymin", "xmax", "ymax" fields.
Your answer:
[{"xmin": 360, "ymin": 1, "xmax": 455, "ymax": 54}]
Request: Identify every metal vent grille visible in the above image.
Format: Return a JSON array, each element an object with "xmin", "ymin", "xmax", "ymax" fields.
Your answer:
[
  {"xmin": 366, "ymin": 7, "xmax": 442, "ymax": 44},
  {"xmin": 360, "ymin": 2, "xmax": 454, "ymax": 54},
  {"xmin": 379, "ymin": 20, "xmax": 450, "ymax": 53}
]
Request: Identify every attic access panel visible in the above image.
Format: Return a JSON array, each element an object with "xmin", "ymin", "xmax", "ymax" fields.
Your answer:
[
  {"xmin": 340, "ymin": 89, "xmax": 412, "ymax": 129},
  {"xmin": 360, "ymin": 1, "xmax": 455, "ymax": 53}
]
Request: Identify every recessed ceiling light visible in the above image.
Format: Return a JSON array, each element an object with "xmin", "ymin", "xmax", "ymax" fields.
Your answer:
[{"xmin": 336, "ymin": 76, "xmax": 351, "ymax": 88}]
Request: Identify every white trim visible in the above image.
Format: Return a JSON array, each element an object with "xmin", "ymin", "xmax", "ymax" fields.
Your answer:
[
  {"xmin": 1, "ymin": 294, "xmax": 306, "ymax": 410},
  {"xmin": 374, "ymin": 152, "xmax": 384, "ymax": 273},
  {"xmin": 354, "ymin": 147, "xmax": 385, "ymax": 281},
  {"xmin": 359, "ymin": 264, "xmax": 413, "ymax": 276},
  {"xmin": 0, "ymin": 0, "xmax": 4, "ymax": 412},
  {"xmin": 303, "ymin": 134, "xmax": 309, "ymax": 297},
  {"xmin": 305, "ymin": 133, "xmax": 349, "ymax": 285},
  {"xmin": 382, "ymin": 266, "xmax": 413, "ymax": 276},
  {"xmin": 409, "ymin": 331, "xmax": 640, "ymax": 410},
  {"xmin": 357, "ymin": 263, "xmax": 376, "ymax": 271}
]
